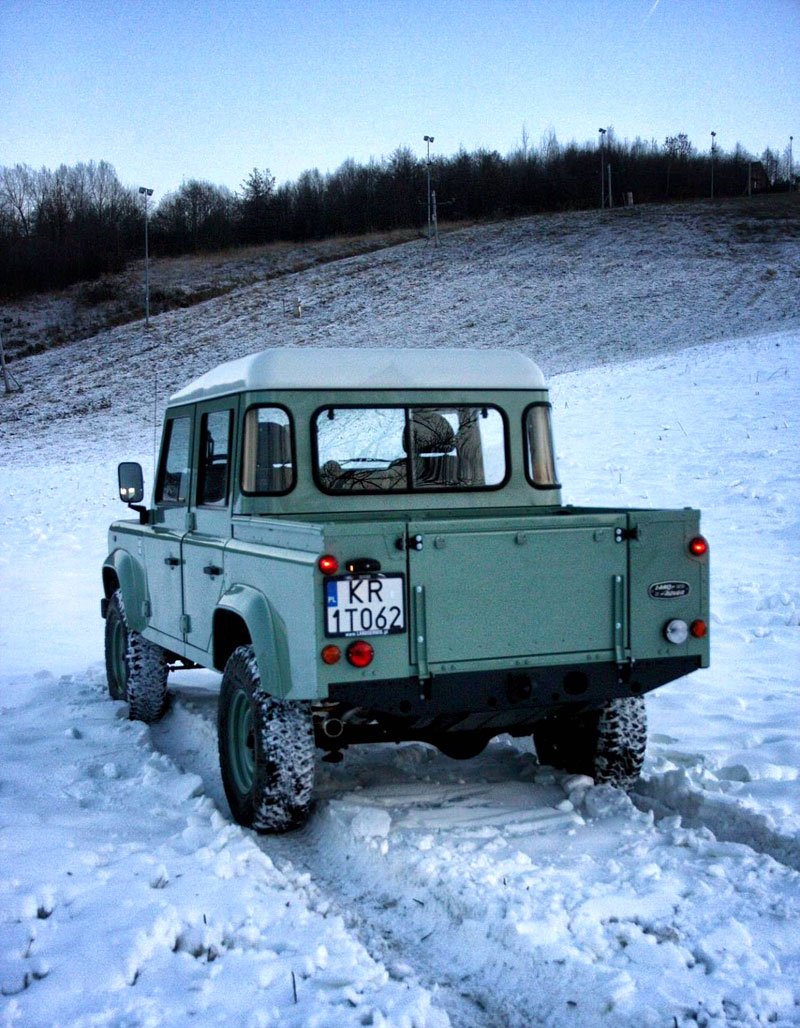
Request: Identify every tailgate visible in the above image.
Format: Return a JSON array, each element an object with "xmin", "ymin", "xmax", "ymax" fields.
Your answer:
[{"xmin": 406, "ymin": 516, "xmax": 628, "ymax": 667}]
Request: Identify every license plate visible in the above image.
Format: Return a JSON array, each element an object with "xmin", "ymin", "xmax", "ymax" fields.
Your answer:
[{"xmin": 324, "ymin": 574, "xmax": 406, "ymax": 638}]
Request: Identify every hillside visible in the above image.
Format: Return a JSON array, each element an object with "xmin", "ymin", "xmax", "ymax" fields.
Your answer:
[{"xmin": 2, "ymin": 194, "xmax": 798, "ymax": 461}]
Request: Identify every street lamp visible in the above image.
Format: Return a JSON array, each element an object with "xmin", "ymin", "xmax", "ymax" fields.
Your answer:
[
  {"xmin": 424, "ymin": 135, "xmax": 434, "ymax": 240},
  {"xmin": 139, "ymin": 186, "xmax": 154, "ymax": 327},
  {"xmin": 790, "ymin": 136, "xmax": 794, "ymax": 192},
  {"xmin": 598, "ymin": 128, "xmax": 607, "ymax": 209},
  {"xmin": 710, "ymin": 132, "xmax": 716, "ymax": 200}
]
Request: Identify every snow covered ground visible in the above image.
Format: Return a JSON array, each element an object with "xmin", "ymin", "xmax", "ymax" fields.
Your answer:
[{"xmin": 1, "ymin": 205, "xmax": 799, "ymax": 1026}]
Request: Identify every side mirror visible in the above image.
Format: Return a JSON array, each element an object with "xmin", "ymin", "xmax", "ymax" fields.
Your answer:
[{"xmin": 118, "ymin": 462, "xmax": 144, "ymax": 505}]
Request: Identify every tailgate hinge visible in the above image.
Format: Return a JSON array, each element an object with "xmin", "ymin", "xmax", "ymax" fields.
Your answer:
[
  {"xmin": 612, "ymin": 574, "xmax": 626, "ymax": 663},
  {"xmin": 615, "ymin": 526, "xmax": 639, "ymax": 543},
  {"xmin": 412, "ymin": 584, "xmax": 430, "ymax": 682},
  {"xmin": 180, "ymin": 614, "xmax": 191, "ymax": 635}
]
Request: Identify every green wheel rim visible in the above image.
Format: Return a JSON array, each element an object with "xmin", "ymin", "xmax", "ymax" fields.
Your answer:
[
  {"xmin": 110, "ymin": 615, "xmax": 128, "ymax": 698},
  {"xmin": 228, "ymin": 689, "xmax": 256, "ymax": 796}
]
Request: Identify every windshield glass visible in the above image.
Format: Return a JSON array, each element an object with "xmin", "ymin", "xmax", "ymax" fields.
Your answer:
[
  {"xmin": 524, "ymin": 403, "xmax": 559, "ymax": 488},
  {"xmin": 314, "ymin": 406, "xmax": 507, "ymax": 493}
]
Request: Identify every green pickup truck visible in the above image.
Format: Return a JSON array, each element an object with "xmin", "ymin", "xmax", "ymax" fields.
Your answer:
[{"xmin": 102, "ymin": 347, "xmax": 709, "ymax": 831}]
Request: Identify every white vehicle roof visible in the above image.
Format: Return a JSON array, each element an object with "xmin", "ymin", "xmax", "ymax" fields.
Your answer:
[{"xmin": 169, "ymin": 347, "xmax": 547, "ymax": 404}]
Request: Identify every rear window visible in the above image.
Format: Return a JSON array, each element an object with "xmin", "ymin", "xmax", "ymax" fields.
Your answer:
[
  {"xmin": 197, "ymin": 409, "xmax": 233, "ymax": 506},
  {"xmin": 313, "ymin": 406, "xmax": 507, "ymax": 493}
]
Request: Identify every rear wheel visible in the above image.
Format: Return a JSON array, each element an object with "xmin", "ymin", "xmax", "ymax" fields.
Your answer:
[
  {"xmin": 104, "ymin": 590, "xmax": 169, "ymax": 722},
  {"xmin": 533, "ymin": 696, "xmax": 647, "ymax": 790},
  {"xmin": 218, "ymin": 646, "xmax": 315, "ymax": 832}
]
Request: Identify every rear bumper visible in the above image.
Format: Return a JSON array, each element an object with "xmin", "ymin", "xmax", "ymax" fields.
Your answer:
[{"xmin": 329, "ymin": 656, "xmax": 701, "ymax": 732}]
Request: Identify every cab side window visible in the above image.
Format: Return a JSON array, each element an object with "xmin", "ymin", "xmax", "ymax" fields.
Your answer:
[
  {"xmin": 156, "ymin": 415, "xmax": 192, "ymax": 505},
  {"xmin": 198, "ymin": 409, "xmax": 233, "ymax": 506},
  {"xmin": 241, "ymin": 407, "xmax": 294, "ymax": 494}
]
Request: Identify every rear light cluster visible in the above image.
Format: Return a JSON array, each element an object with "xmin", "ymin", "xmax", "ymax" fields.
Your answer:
[
  {"xmin": 318, "ymin": 553, "xmax": 376, "ymax": 669},
  {"xmin": 320, "ymin": 641, "xmax": 374, "ymax": 668},
  {"xmin": 689, "ymin": 536, "xmax": 709, "ymax": 557},
  {"xmin": 665, "ymin": 618, "xmax": 709, "ymax": 644}
]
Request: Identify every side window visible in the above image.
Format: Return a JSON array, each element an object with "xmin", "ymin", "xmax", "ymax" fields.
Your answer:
[
  {"xmin": 198, "ymin": 409, "xmax": 233, "ymax": 507},
  {"xmin": 524, "ymin": 403, "xmax": 560, "ymax": 489},
  {"xmin": 156, "ymin": 415, "xmax": 192, "ymax": 505},
  {"xmin": 241, "ymin": 407, "xmax": 294, "ymax": 495}
]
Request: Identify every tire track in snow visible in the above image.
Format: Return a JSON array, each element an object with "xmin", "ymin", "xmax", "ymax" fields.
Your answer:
[
  {"xmin": 152, "ymin": 687, "xmax": 638, "ymax": 1027},
  {"xmin": 634, "ymin": 771, "xmax": 800, "ymax": 873},
  {"xmin": 151, "ymin": 686, "xmax": 495, "ymax": 1028},
  {"xmin": 152, "ymin": 684, "xmax": 800, "ymax": 1027}
]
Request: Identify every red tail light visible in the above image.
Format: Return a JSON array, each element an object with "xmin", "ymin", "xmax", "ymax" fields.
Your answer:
[
  {"xmin": 318, "ymin": 554, "xmax": 339, "ymax": 575},
  {"xmin": 346, "ymin": 640, "xmax": 374, "ymax": 668},
  {"xmin": 689, "ymin": 536, "xmax": 708, "ymax": 557},
  {"xmin": 690, "ymin": 619, "xmax": 708, "ymax": 638}
]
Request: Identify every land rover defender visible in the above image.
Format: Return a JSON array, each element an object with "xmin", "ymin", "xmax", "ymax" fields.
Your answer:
[{"xmin": 102, "ymin": 348, "xmax": 709, "ymax": 831}]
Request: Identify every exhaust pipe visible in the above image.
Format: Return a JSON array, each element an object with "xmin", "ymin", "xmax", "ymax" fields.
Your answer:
[{"xmin": 321, "ymin": 717, "xmax": 344, "ymax": 739}]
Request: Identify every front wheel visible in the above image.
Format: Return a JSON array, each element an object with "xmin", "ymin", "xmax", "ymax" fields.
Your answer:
[
  {"xmin": 218, "ymin": 646, "xmax": 315, "ymax": 832},
  {"xmin": 533, "ymin": 696, "xmax": 647, "ymax": 791},
  {"xmin": 104, "ymin": 590, "xmax": 168, "ymax": 723}
]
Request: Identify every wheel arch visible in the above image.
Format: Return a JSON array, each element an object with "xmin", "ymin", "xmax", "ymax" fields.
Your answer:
[
  {"xmin": 214, "ymin": 586, "xmax": 292, "ymax": 699},
  {"xmin": 103, "ymin": 550, "xmax": 148, "ymax": 633}
]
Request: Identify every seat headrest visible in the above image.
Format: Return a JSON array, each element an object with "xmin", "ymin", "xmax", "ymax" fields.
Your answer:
[{"xmin": 404, "ymin": 411, "xmax": 455, "ymax": 454}]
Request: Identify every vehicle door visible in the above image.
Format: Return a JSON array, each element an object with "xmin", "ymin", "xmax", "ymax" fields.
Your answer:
[
  {"xmin": 181, "ymin": 398, "xmax": 238, "ymax": 658},
  {"xmin": 143, "ymin": 410, "xmax": 194, "ymax": 643}
]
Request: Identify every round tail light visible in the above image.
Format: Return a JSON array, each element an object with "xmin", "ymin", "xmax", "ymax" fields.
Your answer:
[
  {"xmin": 690, "ymin": 619, "xmax": 708, "ymax": 638},
  {"xmin": 664, "ymin": 619, "xmax": 689, "ymax": 644},
  {"xmin": 318, "ymin": 554, "xmax": 339, "ymax": 575},
  {"xmin": 321, "ymin": 645, "xmax": 341, "ymax": 665},
  {"xmin": 689, "ymin": 536, "xmax": 708, "ymax": 557},
  {"xmin": 346, "ymin": 640, "xmax": 374, "ymax": 668}
]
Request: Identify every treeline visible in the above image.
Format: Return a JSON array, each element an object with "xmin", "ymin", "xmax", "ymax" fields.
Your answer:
[
  {"xmin": 0, "ymin": 161, "xmax": 141, "ymax": 297},
  {"xmin": 1, "ymin": 132, "xmax": 795, "ymax": 298}
]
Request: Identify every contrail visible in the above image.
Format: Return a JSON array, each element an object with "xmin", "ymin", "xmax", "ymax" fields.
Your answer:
[{"xmin": 646, "ymin": 0, "xmax": 662, "ymax": 20}]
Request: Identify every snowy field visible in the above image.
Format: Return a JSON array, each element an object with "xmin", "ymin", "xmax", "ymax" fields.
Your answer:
[{"xmin": 1, "ymin": 205, "xmax": 799, "ymax": 1026}]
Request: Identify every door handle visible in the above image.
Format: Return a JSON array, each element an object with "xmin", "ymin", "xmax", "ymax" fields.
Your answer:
[
  {"xmin": 164, "ymin": 556, "xmax": 181, "ymax": 567},
  {"xmin": 203, "ymin": 564, "xmax": 223, "ymax": 577}
]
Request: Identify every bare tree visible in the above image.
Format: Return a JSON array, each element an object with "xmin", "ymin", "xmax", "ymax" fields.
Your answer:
[{"xmin": 0, "ymin": 164, "xmax": 37, "ymax": 236}]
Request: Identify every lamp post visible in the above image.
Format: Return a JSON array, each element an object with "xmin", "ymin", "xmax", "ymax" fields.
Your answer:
[
  {"xmin": 598, "ymin": 128, "xmax": 607, "ymax": 208},
  {"xmin": 710, "ymin": 132, "xmax": 716, "ymax": 200},
  {"xmin": 424, "ymin": 135, "xmax": 434, "ymax": 240},
  {"xmin": 139, "ymin": 186, "xmax": 154, "ymax": 326},
  {"xmin": 790, "ymin": 136, "xmax": 794, "ymax": 191}
]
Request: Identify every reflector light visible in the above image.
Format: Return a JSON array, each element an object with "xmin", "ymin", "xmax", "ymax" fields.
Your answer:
[
  {"xmin": 690, "ymin": 619, "xmax": 708, "ymax": 639},
  {"xmin": 321, "ymin": 645, "xmax": 341, "ymax": 665},
  {"xmin": 664, "ymin": 619, "xmax": 689, "ymax": 645},
  {"xmin": 689, "ymin": 536, "xmax": 708, "ymax": 557},
  {"xmin": 318, "ymin": 555, "xmax": 339, "ymax": 575},
  {"xmin": 346, "ymin": 640, "xmax": 374, "ymax": 668}
]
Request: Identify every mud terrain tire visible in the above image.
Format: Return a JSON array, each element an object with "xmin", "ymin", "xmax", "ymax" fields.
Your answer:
[
  {"xmin": 104, "ymin": 590, "xmax": 169, "ymax": 723},
  {"xmin": 533, "ymin": 696, "xmax": 647, "ymax": 790},
  {"xmin": 218, "ymin": 646, "xmax": 315, "ymax": 832}
]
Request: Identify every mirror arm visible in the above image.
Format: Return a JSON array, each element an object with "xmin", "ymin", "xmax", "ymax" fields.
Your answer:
[{"xmin": 127, "ymin": 503, "xmax": 150, "ymax": 525}]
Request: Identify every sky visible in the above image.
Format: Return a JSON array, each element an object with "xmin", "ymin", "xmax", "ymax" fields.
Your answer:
[{"xmin": 1, "ymin": 0, "xmax": 798, "ymax": 201}]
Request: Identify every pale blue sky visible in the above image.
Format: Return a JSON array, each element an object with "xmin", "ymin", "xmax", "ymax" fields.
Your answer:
[{"xmin": 1, "ymin": 0, "xmax": 797, "ymax": 199}]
